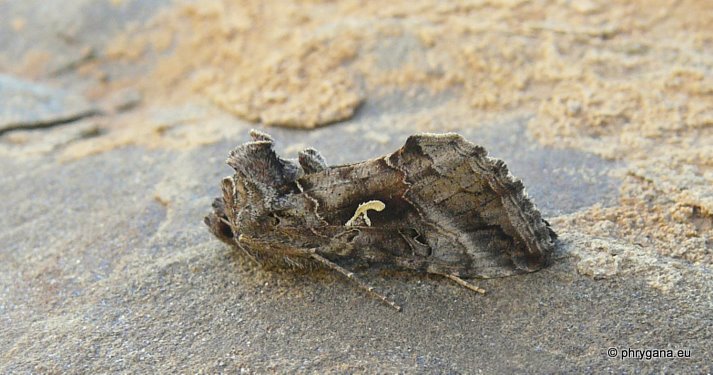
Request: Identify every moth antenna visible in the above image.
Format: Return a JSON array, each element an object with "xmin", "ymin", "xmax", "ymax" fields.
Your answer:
[
  {"xmin": 309, "ymin": 251, "xmax": 402, "ymax": 311},
  {"xmin": 442, "ymin": 274, "xmax": 486, "ymax": 295}
]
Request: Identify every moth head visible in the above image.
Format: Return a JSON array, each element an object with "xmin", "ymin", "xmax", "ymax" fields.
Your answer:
[{"xmin": 208, "ymin": 130, "xmax": 308, "ymax": 240}]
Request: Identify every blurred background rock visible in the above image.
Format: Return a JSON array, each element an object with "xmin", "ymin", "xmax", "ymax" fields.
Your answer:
[{"xmin": 0, "ymin": 0, "xmax": 710, "ymax": 372}]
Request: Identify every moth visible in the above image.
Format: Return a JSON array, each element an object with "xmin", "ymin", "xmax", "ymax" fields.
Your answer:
[{"xmin": 205, "ymin": 130, "xmax": 557, "ymax": 310}]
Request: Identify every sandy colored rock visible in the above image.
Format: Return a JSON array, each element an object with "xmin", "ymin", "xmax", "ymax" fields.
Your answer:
[
  {"xmin": 1, "ymin": 0, "xmax": 712, "ymax": 372},
  {"xmin": 0, "ymin": 74, "xmax": 96, "ymax": 133}
]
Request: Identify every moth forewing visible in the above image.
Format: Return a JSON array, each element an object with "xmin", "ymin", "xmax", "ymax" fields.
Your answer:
[{"xmin": 206, "ymin": 130, "xmax": 557, "ymax": 310}]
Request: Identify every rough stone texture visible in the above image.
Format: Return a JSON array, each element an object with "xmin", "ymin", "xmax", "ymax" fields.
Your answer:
[
  {"xmin": 0, "ymin": 75, "xmax": 97, "ymax": 133},
  {"xmin": 0, "ymin": 0, "xmax": 168, "ymax": 76},
  {"xmin": 1, "ymin": 141, "xmax": 710, "ymax": 373},
  {"xmin": 0, "ymin": 0, "xmax": 711, "ymax": 373}
]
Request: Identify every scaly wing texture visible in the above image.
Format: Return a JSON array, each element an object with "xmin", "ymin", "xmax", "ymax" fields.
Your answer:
[
  {"xmin": 206, "ymin": 131, "xmax": 556, "ymax": 278},
  {"xmin": 386, "ymin": 133, "xmax": 556, "ymax": 277}
]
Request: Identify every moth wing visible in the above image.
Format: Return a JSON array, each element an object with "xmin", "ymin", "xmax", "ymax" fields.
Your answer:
[{"xmin": 388, "ymin": 133, "xmax": 555, "ymax": 278}]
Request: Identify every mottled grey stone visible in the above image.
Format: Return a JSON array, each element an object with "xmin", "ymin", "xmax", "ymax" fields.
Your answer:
[
  {"xmin": 0, "ymin": 143, "xmax": 710, "ymax": 373},
  {"xmin": 0, "ymin": 0, "xmax": 169, "ymax": 75},
  {"xmin": 0, "ymin": 1, "xmax": 710, "ymax": 373},
  {"xmin": 0, "ymin": 74, "xmax": 97, "ymax": 133}
]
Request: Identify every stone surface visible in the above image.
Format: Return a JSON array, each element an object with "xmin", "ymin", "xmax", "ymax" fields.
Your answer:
[
  {"xmin": 0, "ymin": 142, "xmax": 710, "ymax": 373},
  {"xmin": 0, "ymin": 74, "xmax": 97, "ymax": 133},
  {"xmin": 0, "ymin": 0, "xmax": 168, "ymax": 76},
  {"xmin": 0, "ymin": 0, "xmax": 711, "ymax": 373}
]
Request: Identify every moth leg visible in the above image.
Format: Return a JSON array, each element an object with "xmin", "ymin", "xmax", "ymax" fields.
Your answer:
[
  {"xmin": 442, "ymin": 274, "xmax": 486, "ymax": 295},
  {"xmin": 308, "ymin": 250, "xmax": 402, "ymax": 311}
]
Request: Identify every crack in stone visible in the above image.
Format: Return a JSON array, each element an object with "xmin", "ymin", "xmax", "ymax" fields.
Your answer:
[{"xmin": 0, "ymin": 110, "xmax": 101, "ymax": 136}]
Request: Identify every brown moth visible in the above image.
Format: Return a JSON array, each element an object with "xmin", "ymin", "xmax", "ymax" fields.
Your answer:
[{"xmin": 205, "ymin": 130, "xmax": 557, "ymax": 310}]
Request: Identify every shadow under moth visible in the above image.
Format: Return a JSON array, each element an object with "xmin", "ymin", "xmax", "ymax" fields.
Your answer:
[{"xmin": 205, "ymin": 130, "xmax": 557, "ymax": 310}]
